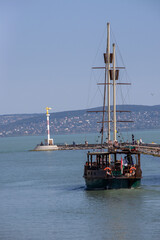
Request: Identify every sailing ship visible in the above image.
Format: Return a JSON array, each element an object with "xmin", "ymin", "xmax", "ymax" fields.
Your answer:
[{"xmin": 83, "ymin": 23, "xmax": 142, "ymax": 190}]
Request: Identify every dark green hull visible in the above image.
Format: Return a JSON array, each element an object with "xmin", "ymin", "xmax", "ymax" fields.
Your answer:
[
  {"xmin": 85, "ymin": 177, "xmax": 141, "ymax": 190},
  {"xmin": 84, "ymin": 149, "xmax": 142, "ymax": 190}
]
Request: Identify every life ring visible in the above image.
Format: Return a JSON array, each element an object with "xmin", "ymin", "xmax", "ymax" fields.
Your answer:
[
  {"xmin": 130, "ymin": 167, "xmax": 136, "ymax": 174},
  {"xmin": 104, "ymin": 167, "xmax": 112, "ymax": 175}
]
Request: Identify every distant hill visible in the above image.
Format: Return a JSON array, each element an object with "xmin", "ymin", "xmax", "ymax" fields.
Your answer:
[{"xmin": 0, "ymin": 105, "xmax": 160, "ymax": 137}]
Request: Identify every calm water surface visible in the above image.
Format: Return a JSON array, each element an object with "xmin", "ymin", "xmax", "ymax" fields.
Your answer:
[{"xmin": 0, "ymin": 132, "xmax": 160, "ymax": 240}]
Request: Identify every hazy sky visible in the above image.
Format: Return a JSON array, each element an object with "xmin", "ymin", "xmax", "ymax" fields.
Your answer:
[{"xmin": 0, "ymin": 0, "xmax": 160, "ymax": 114}]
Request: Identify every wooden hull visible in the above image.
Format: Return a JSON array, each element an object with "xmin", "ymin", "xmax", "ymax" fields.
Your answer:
[
  {"xmin": 84, "ymin": 150, "xmax": 142, "ymax": 190},
  {"xmin": 84, "ymin": 177, "xmax": 141, "ymax": 190}
]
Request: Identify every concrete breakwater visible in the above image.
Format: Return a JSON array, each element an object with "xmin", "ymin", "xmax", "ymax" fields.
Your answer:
[
  {"xmin": 136, "ymin": 144, "xmax": 160, "ymax": 157},
  {"xmin": 32, "ymin": 143, "xmax": 160, "ymax": 157},
  {"xmin": 33, "ymin": 143, "xmax": 103, "ymax": 151}
]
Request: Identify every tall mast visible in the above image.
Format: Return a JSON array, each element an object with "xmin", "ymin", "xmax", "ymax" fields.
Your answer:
[
  {"xmin": 107, "ymin": 22, "xmax": 111, "ymax": 143},
  {"xmin": 101, "ymin": 24, "xmax": 108, "ymax": 144},
  {"xmin": 101, "ymin": 22, "xmax": 110, "ymax": 145},
  {"xmin": 113, "ymin": 43, "xmax": 117, "ymax": 142},
  {"xmin": 90, "ymin": 23, "xmax": 130, "ymax": 146}
]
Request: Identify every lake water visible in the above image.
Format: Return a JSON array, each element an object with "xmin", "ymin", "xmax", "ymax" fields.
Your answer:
[{"xmin": 0, "ymin": 131, "xmax": 160, "ymax": 240}]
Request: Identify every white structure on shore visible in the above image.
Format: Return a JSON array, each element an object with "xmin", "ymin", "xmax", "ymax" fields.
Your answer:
[
  {"xmin": 34, "ymin": 107, "xmax": 58, "ymax": 151},
  {"xmin": 46, "ymin": 107, "xmax": 53, "ymax": 145}
]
